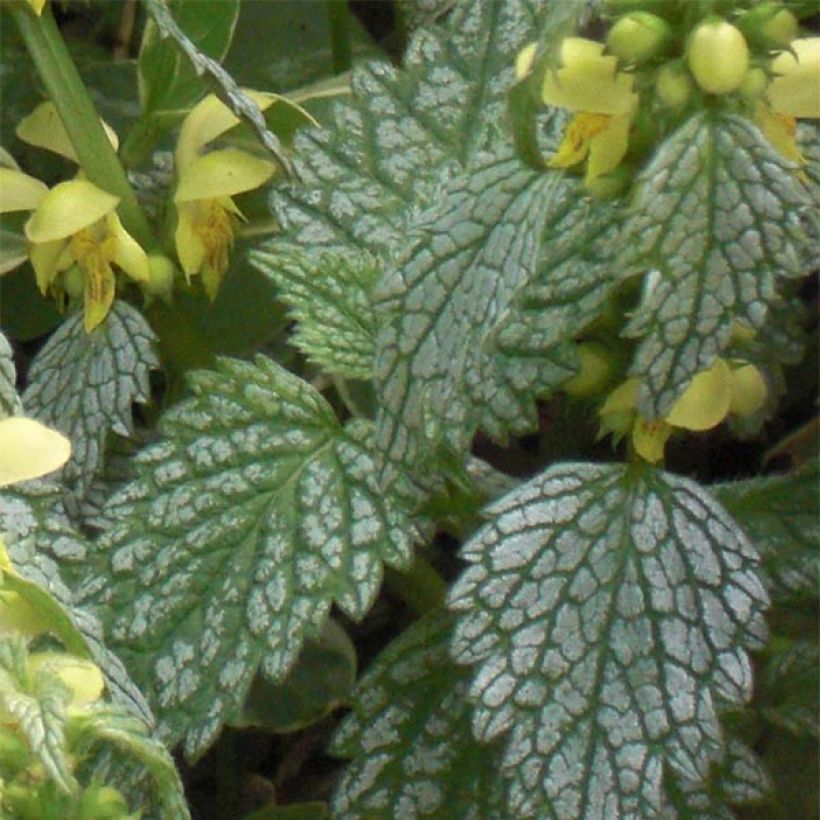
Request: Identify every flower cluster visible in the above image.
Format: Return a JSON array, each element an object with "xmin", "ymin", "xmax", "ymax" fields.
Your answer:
[{"xmin": 515, "ymin": 1, "xmax": 819, "ymax": 193}]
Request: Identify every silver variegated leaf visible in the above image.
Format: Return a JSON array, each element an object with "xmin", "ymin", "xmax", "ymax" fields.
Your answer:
[
  {"xmin": 331, "ymin": 611, "xmax": 508, "ymax": 818},
  {"xmin": 22, "ymin": 301, "xmax": 158, "ymax": 500},
  {"xmin": 80, "ymin": 356, "xmax": 412, "ymax": 758},
  {"xmin": 252, "ymin": 246, "xmax": 380, "ymax": 379},
  {"xmin": 0, "ymin": 329, "xmax": 22, "ymax": 416},
  {"xmin": 448, "ymin": 463, "xmax": 768, "ymax": 819},
  {"xmin": 620, "ymin": 113, "xmax": 812, "ymax": 417}
]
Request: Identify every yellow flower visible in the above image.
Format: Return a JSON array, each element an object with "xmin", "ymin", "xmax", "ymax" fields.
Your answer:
[
  {"xmin": 754, "ymin": 37, "xmax": 820, "ymax": 163},
  {"xmin": 0, "ymin": 0, "xmax": 47, "ymax": 14},
  {"xmin": 0, "ymin": 416, "xmax": 71, "ymax": 487},
  {"xmin": 518, "ymin": 37, "xmax": 638, "ymax": 183},
  {"xmin": 29, "ymin": 652, "xmax": 105, "ymax": 709},
  {"xmin": 19, "ymin": 178, "xmax": 149, "ymax": 331},
  {"xmin": 174, "ymin": 92, "xmax": 278, "ymax": 299},
  {"xmin": 600, "ymin": 359, "xmax": 767, "ymax": 464}
]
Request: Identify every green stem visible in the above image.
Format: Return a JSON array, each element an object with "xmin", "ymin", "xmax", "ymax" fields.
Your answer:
[
  {"xmin": 10, "ymin": 3, "xmax": 154, "ymax": 249},
  {"xmin": 325, "ymin": 0, "xmax": 352, "ymax": 75},
  {"xmin": 385, "ymin": 553, "xmax": 447, "ymax": 616}
]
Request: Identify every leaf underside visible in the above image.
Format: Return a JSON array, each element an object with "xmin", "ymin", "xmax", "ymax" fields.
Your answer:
[{"xmin": 448, "ymin": 462, "xmax": 768, "ymax": 819}]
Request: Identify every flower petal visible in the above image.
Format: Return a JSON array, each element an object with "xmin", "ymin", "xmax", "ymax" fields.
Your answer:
[
  {"xmin": 175, "ymin": 148, "xmax": 276, "ymax": 202},
  {"xmin": 25, "ymin": 179, "xmax": 119, "ymax": 243},
  {"xmin": 753, "ymin": 102, "xmax": 803, "ymax": 163},
  {"xmin": 541, "ymin": 37, "xmax": 637, "ymax": 115},
  {"xmin": 174, "ymin": 201, "xmax": 206, "ymax": 278},
  {"xmin": 108, "ymin": 213, "xmax": 149, "ymax": 283},
  {"xmin": 632, "ymin": 417, "xmax": 671, "ymax": 464},
  {"xmin": 768, "ymin": 37, "xmax": 820, "ymax": 118},
  {"xmin": 0, "ymin": 416, "xmax": 71, "ymax": 487},
  {"xmin": 83, "ymin": 257, "xmax": 117, "ymax": 332},
  {"xmin": 586, "ymin": 113, "xmax": 632, "ymax": 180},
  {"xmin": 29, "ymin": 238, "xmax": 69, "ymax": 293},
  {"xmin": 0, "ymin": 167, "xmax": 48, "ymax": 214},
  {"xmin": 29, "ymin": 653, "xmax": 105, "ymax": 707},
  {"xmin": 666, "ymin": 359, "xmax": 732, "ymax": 431},
  {"xmin": 16, "ymin": 100, "xmax": 119, "ymax": 163},
  {"xmin": 176, "ymin": 90, "xmax": 276, "ymax": 169}
]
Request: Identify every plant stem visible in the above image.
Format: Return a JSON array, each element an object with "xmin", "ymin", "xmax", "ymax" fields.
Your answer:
[
  {"xmin": 11, "ymin": 3, "xmax": 154, "ymax": 249},
  {"xmin": 385, "ymin": 553, "xmax": 448, "ymax": 616},
  {"xmin": 325, "ymin": 0, "xmax": 352, "ymax": 75}
]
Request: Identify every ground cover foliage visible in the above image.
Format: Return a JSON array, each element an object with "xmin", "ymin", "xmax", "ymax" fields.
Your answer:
[{"xmin": 0, "ymin": 0, "xmax": 817, "ymax": 817}]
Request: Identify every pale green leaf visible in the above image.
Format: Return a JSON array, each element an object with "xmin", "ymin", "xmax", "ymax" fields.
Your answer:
[
  {"xmin": 713, "ymin": 461, "xmax": 819, "ymax": 601},
  {"xmin": 22, "ymin": 301, "xmax": 158, "ymax": 500},
  {"xmin": 331, "ymin": 610, "xmax": 508, "ymax": 818},
  {"xmin": 252, "ymin": 247, "xmax": 380, "ymax": 379},
  {"xmin": 448, "ymin": 463, "xmax": 769, "ymax": 818},
  {"xmin": 80, "ymin": 357, "xmax": 412, "ymax": 758},
  {"xmin": 620, "ymin": 113, "xmax": 812, "ymax": 417},
  {"xmin": 0, "ymin": 329, "xmax": 22, "ymax": 417}
]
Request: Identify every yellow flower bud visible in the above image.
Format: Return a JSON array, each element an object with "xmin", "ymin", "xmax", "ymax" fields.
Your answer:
[
  {"xmin": 606, "ymin": 12, "xmax": 671, "ymax": 64},
  {"xmin": 564, "ymin": 342, "xmax": 616, "ymax": 397},
  {"xmin": 728, "ymin": 364, "xmax": 767, "ymax": 417},
  {"xmin": 738, "ymin": 4, "xmax": 798, "ymax": 49},
  {"xmin": 144, "ymin": 254, "xmax": 176, "ymax": 299},
  {"xmin": 656, "ymin": 60, "xmax": 694, "ymax": 109},
  {"xmin": 688, "ymin": 19, "xmax": 750, "ymax": 95},
  {"xmin": 29, "ymin": 652, "xmax": 105, "ymax": 708},
  {"xmin": 739, "ymin": 67, "xmax": 768, "ymax": 100}
]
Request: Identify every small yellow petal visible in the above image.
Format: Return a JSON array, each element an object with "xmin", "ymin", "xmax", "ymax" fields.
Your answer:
[
  {"xmin": 176, "ymin": 90, "xmax": 276, "ymax": 170},
  {"xmin": 586, "ymin": 113, "xmax": 632, "ymax": 181},
  {"xmin": 0, "ymin": 417, "xmax": 71, "ymax": 487},
  {"xmin": 0, "ymin": 168, "xmax": 48, "ymax": 214},
  {"xmin": 25, "ymin": 179, "xmax": 119, "ymax": 243},
  {"xmin": 666, "ymin": 359, "xmax": 732, "ymax": 431},
  {"xmin": 108, "ymin": 213, "xmax": 149, "ymax": 283},
  {"xmin": 729, "ymin": 364, "xmax": 767, "ymax": 417},
  {"xmin": 768, "ymin": 38, "xmax": 820, "ymax": 119},
  {"xmin": 541, "ymin": 37, "xmax": 637, "ymax": 115},
  {"xmin": 26, "ymin": 0, "xmax": 47, "ymax": 14},
  {"xmin": 29, "ymin": 653, "xmax": 105, "ymax": 708},
  {"xmin": 753, "ymin": 102, "xmax": 803, "ymax": 163},
  {"xmin": 549, "ymin": 113, "xmax": 608, "ymax": 169},
  {"xmin": 600, "ymin": 378, "xmax": 639, "ymax": 416},
  {"xmin": 16, "ymin": 101, "xmax": 119, "ymax": 163},
  {"xmin": 633, "ymin": 417, "xmax": 672, "ymax": 463},
  {"xmin": 28, "ymin": 238, "xmax": 68, "ymax": 294},
  {"xmin": 516, "ymin": 42, "xmax": 537, "ymax": 79},
  {"xmin": 175, "ymin": 148, "xmax": 276, "ymax": 202},
  {"xmin": 0, "ymin": 590, "xmax": 52, "ymax": 637},
  {"xmin": 82, "ymin": 257, "xmax": 116, "ymax": 332},
  {"xmin": 174, "ymin": 202, "xmax": 206, "ymax": 278}
]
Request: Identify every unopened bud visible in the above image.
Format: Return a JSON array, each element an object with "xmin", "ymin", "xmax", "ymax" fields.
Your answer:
[
  {"xmin": 738, "ymin": 4, "xmax": 798, "ymax": 49},
  {"xmin": 62, "ymin": 264, "xmax": 84, "ymax": 300},
  {"xmin": 607, "ymin": 12, "xmax": 671, "ymax": 63},
  {"xmin": 656, "ymin": 60, "xmax": 694, "ymax": 108},
  {"xmin": 144, "ymin": 254, "xmax": 176, "ymax": 299},
  {"xmin": 729, "ymin": 364, "xmax": 767, "ymax": 417},
  {"xmin": 564, "ymin": 342, "xmax": 617, "ymax": 396},
  {"xmin": 688, "ymin": 18, "xmax": 750, "ymax": 95},
  {"xmin": 739, "ymin": 67, "xmax": 768, "ymax": 100}
]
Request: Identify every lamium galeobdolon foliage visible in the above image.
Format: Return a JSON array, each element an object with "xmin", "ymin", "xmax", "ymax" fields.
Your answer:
[{"xmin": 0, "ymin": 0, "xmax": 817, "ymax": 817}]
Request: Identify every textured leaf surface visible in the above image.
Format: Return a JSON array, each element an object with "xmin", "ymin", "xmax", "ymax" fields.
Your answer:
[
  {"xmin": 620, "ymin": 113, "xmax": 811, "ymax": 417},
  {"xmin": 261, "ymin": 0, "xmax": 545, "ymax": 256},
  {"xmin": 332, "ymin": 611, "xmax": 508, "ymax": 818},
  {"xmin": 80, "ymin": 357, "xmax": 412, "ymax": 758},
  {"xmin": 0, "ymin": 330, "xmax": 22, "ymax": 416},
  {"xmin": 374, "ymin": 153, "xmax": 568, "ymax": 486},
  {"xmin": 758, "ymin": 639, "xmax": 819, "ymax": 739},
  {"xmin": 448, "ymin": 463, "xmax": 769, "ymax": 819},
  {"xmin": 252, "ymin": 247, "xmax": 380, "ymax": 379},
  {"xmin": 0, "ymin": 482, "xmax": 155, "ymax": 726},
  {"xmin": 22, "ymin": 302, "xmax": 158, "ymax": 499},
  {"xmin": 714, "ymin": 461, "xmax": 819, "ymax": 601}
]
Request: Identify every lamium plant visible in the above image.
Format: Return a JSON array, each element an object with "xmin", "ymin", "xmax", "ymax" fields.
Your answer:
[{"xmin": 0, "ymin": 0, "xmax": 817, "ymax": 818}]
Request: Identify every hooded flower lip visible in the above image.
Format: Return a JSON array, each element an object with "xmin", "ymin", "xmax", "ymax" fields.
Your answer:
[
  {"xmin": 599, "ymin": 359, "xmax": 767, "ymax": 464},
  {"xmin": 0, "ymin": 416, "xmax": 71, "ymax": 487},
  {"xmin": 24, "ymin": 178, "xmax": 149, "ymax": 331},
  {"xmin": 518, "ymin": 37, "xmax": 638, "ymax": 184},
  {"xmin": 173, "ymin": 91, "xmax": 278, "ymax": 299}
]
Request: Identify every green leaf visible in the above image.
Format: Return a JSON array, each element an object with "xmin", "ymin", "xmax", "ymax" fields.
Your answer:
[
  {"xmin": 0, "ymin": 636, "xmax": 76, "ymax": 794},
  {"xmin": 81, "ymin": 357, "xmax": 412, "ymax": 758},
  {"xmin": 758, "ymin": 638, "xmax": 819, "ymax": 739},
  {"xmin": 22, "ymin": 301, "xmax": 159, "ymax": 500},
  {"xmin": 0, "ymin": 482, "xmax": 155, "ymax": 726},
  {"xmin": 448, "ymin": 463, "xmax": 769, "ymax": 818},
  {"xmin": 138, "ymin": 0, "xmax": 239, "ymax": 119},
  {"xmin": 374, "ymin": 152, "xmax": 570, "ymax": 488},
  {"xmin": 0, "ymin": 329, "xmax": 22, "ymax": 416},
  {"xmin": 139, "ymin": 0, "xmax": 292, "ymax": 174},
  {"xmin": 331, "ymin": 610, "xmax": 509, "ymax": 818},
  {"xmin": 229, "ymin": 617, "xmax": 356, "ymax": 734},
  {"xmin": 261, "ymin": 0, "xmax": 546, "ymax": 256},
  {"xmin": 252, "ymin": 247, "xmax": 380, "ymax": 380},
  {"xmin": 620, "ymin": 113, "xmax": 812, "ymax": 417},
  {"xmin": 69, "ymin": 704, "xmax": 190, "ymax": 820},
  {"xmin": 713, "ymin": 461, "xmax": 819, "ymax": 602}
]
